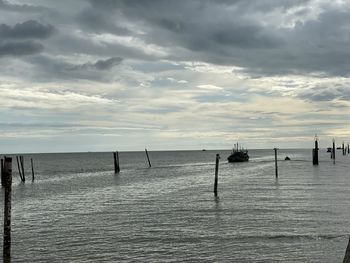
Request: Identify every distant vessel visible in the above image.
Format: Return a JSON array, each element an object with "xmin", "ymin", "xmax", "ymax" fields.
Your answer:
[
  {"xmin": 327, "ymin": 147, "xmax": 332, "ymax": 152},
  {"xmin": 227, "ymin": 143, "xmax": 249, "ymax": 162}
]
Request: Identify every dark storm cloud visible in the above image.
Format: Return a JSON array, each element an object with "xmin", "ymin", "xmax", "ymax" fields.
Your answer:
[
  {"xmin": 0, "ymin": 41, "xmax": 43, "ymax": 57},
  {"xmin": 46, "ymin": 31, "xmax": 162, "ymax": 62},
  {"xmin": 68, "ymin": 57, "xmax": 123, "ymax": 71},
  {"xmin": 26, "ymin": 55, "xmax": 123, "ymax": 81},
  {"xmin": 211, "ymin": 23, "xmax": 282, "ymax": 49},
  {"xmin": 83, "ymin": 0, "xmax": 350, "ymax": 77},
  {"xmin": 2, "ymin": 0, "xmax": 350, "ymax": 83},
  {"xmin": 76, "ymin": 8, "xmax": 130, "ymax": 35},
  {"xmin": 220, "ymin": 0, "xmax": 312, "ymax": 11},
  {"xmin": 0, "ymin": 20, "xmax": 55, "ymax": 39},
  {"xmin": 94, "ymin": 57, "xmax": 123, "ymax": 70},
  {"xmin": 87, "ymin": 0, "xmax": 282, "ymax": 49}
]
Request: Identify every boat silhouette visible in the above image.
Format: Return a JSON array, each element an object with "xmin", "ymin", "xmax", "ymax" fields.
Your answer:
[{"xmin": 227, "ymin": 143, "xmax": 249, "ymax": 162}]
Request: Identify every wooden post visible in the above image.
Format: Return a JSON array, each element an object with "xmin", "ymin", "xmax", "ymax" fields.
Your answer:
[
  {"xmin": 343, "ymin": 236, "xmax": 350, "ymax": 263},
  {"xmin": 333, "ymin": 139, "xmax": 336, "ymax": 164},
  {"xmin": 31, "ymin": 158, "xmax": 35, "ymax": 181},
  {"xmin": 214, "ymin": 154, "xmax": 220, "ymax": 197},
  {"xmin": 313, "ymin": 137, "xmax": 319, "ymax": 165},
  {"xmin": 116, "ymin": 151, "xmax": 120, "ymax": 173},
  {"xmin": 145, "ymin": 149, "xmax": 151, "ymax": 168},
  {"xmin": 113, "ymin": 152, "xmax": 118, "ymax": 174},
  {"xmin": 20, "ymin": 156, "xmax": 25, "ymax": 182},
  {"xmin": 113, "ymin": 151, "xmax": 120, "ymax": 173},
  {"xmin": 16, "ymin": 156, "xmax": 23, "ymax": 181},
  {"xmin": 343, "ymin": 142, "xmax": 345, "ymax": 156},
  {"xmin": 1, "ymin": 159, "xmax": 4, "ymax": 187},
  {"xmin": 3, "ymin": 157, "xmax": 12, "ymax": 261},
  {"xmin": 274, "ymin": 148, "xmax": 278, "ymax": 178},
  {"xmin": 348, "ymin": 143, "xmax": 350, "ymax": 154}
]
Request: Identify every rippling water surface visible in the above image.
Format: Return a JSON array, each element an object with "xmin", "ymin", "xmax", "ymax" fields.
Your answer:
[{"xmin": 1, "ymin": 149, "xmax": 350, "ymax": 262}]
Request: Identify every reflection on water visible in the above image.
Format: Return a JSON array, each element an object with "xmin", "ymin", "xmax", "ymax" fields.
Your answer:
[{"xmin": 0, "ymin": 149, "xmax": 349, "ymax": 262}]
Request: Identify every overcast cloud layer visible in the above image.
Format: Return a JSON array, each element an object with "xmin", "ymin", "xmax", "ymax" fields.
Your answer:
[{"xmin": 0, "ymin": 0, "xmax": 349, "ymax": 152}]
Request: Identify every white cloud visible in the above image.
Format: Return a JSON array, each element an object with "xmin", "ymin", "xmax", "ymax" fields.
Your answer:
[
  {"xmin": 197, "ymin": 84, "xmax": 224, "ymax": 91},
  {"xmin": 0, "ymin": 85, "xmax": 117, "ymax": 110}
]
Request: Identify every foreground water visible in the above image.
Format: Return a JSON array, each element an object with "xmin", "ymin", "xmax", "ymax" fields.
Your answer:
[{"xmin": 0, "ymin": 149, "xmax": 350, "ymax": 262}]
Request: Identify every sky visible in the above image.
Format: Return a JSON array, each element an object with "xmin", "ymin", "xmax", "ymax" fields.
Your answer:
[{"xmin": 0, "ymin": 0, "xmax": 349, "ymax": 153}]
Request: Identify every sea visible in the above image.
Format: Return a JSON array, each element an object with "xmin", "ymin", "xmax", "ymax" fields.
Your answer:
[{"xmin": 0, "ymin": 148, "xmax": 350, "ymax": 262}]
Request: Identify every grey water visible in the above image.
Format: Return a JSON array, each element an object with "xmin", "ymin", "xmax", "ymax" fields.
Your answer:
[{"xmin": 1, "ymin": 149, "xmax": 350, "ymax": 262}]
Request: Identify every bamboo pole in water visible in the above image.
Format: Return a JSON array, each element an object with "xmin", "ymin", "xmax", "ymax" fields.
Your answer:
[
  {"xmin": 333, "ymin": 139, "xmax": 336, "ymax": 164},
  {"xmin": 20, "ymin": 156, "xmax": 25, "ymax": 182},
  {"xmin": 145, "ymin": 149, "xmax": 151, "ymax": 168},
  {"xmin": 16, "ymin": 156, "xmax": 23, "ymax": 181},
  {"xmin": 117, "ymin": 152, "xmax": 120, "ymax": 173},
  {"xmin": 313, "ymin": 137, "xmax": 319, "ymax": 165},
  {"xmin": 31, "ymin": 158, "xmax": 35, "ymax": 181},
  {"xmin": 3, "ymin": 156, "xmax": 12, "ymax": 261},
  {"xmin": 214, "ymin": 154, "xmax": 220, "ymax": 197},
  {"xmin": 113, "ymin": 152, "xmax": 118, "ymax": 174},
  {"xmin": 274, "ymin": 148, "xmax": 278, "ymax": 178}
]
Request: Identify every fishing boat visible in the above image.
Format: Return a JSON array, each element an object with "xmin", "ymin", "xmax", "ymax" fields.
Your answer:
[{"xmin": 227, "ymin": 143, "xmax": 249, "ymax": 162}]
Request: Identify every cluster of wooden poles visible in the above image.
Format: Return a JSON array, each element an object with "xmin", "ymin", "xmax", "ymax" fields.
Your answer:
[
  {"xmin": 274, "ymin": 137, "xmax": 350, "ymax": 179},
  {"xmin": 1, "ymin": 156, "xmax": 35, "ymax": 185},
  {"xmin": 111, "ymin": 140, "xmax": 349, "ymax": 197},
  {"xmin": 15, "ymin": 156, "xmax": 35, "ymax": 182},
  {"xmin": 1, "ymin": 142, "xmax": 350, "ymax": 261},
  {"xmin": 112, "ymin": 149, "xmax": 152, "ymax": 173},
  {"xmin": 212, "ymin": 138, "xmax": 350, "ymax": 262},
  {"xmin": 1, "ymin": 155, "xmax": 36, "ymax": 261},
  {"xmin": 330, "ymin": 140, "xmax": 350, "ymax": 164}
]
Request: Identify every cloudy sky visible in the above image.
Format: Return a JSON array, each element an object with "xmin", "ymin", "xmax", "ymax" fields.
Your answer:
[{"xmin": 0, "ymin": 0, "xmax": 349, "ymax": 153}]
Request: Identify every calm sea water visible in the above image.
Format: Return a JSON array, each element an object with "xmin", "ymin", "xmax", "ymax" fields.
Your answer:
[{"xmin": 0, "ymin": 149, "xmax": 350, "ymax": 262}]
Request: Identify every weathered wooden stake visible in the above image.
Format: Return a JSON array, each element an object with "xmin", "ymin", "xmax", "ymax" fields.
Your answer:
[
  {"xmin": 116, "ymin": 151, "xmax": 120, "ymax": 173},
  {"xmin": 343, "ymin": 236, "xmax": 350, "ymax": 263},
  {"xmin": 16, "ymin": 156, "xmax": 23, "ymax": 181},
  {"xmin": 145, "ymin": 149, "xmax": 151, "ymax": 168},
  {"xmin": 19, "ymin": 155, "xmax": 26, "ymax": 182},
  {"xmin": 31, "ymin": 158, "xmax": 35, "ymax": 181},
  {"xmin": 343, "ymin": 142, "xmax": 346, "ymax": 156},
  {"xmin": 113, "ymin": 152, "xmax": 118, "ymax": 174},
  {"xmin": 313, "ymin": 137, "xmax": 319, "ymax": 165},
  {"xmin": 3, "ymin": 157, "xmax": 12, "ymax": 261},
  {"xmin": 20, "ymin": 155, "xmax": 25, "ymax": 182},
  {"xmin": 348, "ymin": 143, "xmax": 350, "ymax": 154},
  {"xmin": 274, "ymin": 148, "xmax": 278, "ymax": 178},
  {"xmin": 1, "ymin": 159, "xmax": 4, "ymax": 187},
  {"xmin": 214, "ymin": 154, "xmax": 220, "ymax": 197},
  {"xmin": 333, "ymin": 139, "xmax": 336, "ymax": 164}
]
